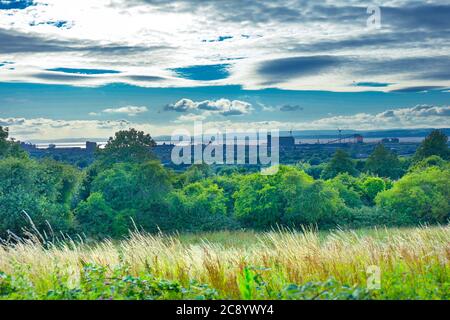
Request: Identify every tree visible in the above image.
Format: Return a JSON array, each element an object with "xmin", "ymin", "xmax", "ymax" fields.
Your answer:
[
  {"xmin": 0, "ymin": 157, "xmax": 80, "ymax": 237},
  {"xmin": 321, "ymin": 149, "xmax": 358, "ymax": 179},
  {"xmin": 0, "ymin": 126, "xmax": 26, "ymax": 159},
  {"xmin": 181, "ymin": 164, "xmax": 214, "ymax": 185},
  {"xmin": 365, "ymin": 144, "xmax": 403, "ymax": 179},
  {"xmin": 233, "ymin": 173, "xmax": 284, "ymax": 229},
  {"xmin": 234, "ymin": 166, "xmax": 346, "ymax": 228},
  {"xmin": 409, "ymin": 155, "xmax": 448, "ymax": 173},
  {"xmin": 376, "ymin": 167, "xmax": 450, "ymax": 223},
  {"xmin": 284, "ymin": 178, "xmax": 344, "ymax": 227},
  {"xmin": 0, "ymin": 126, "xmax": 10, "ymax": 156},
  {"xmin": 81, "ymin": 160, "xmax": 172, "ymax": 234},
  {"xmin": 167, "ymin": 181, "xmax": 236, "ymax": 232},
  {"xmin": 90, "ymin": 163, "xmax": 137, "ymax": 211},
  {"xmin": 326, "ymin": 175, "xmax": 363, "ymax": 208},
  {"xmin": 96, "ymin": 128, "xmax": 157, "ymax": 166},
  {"xmin": 414, "ymin": 130, "xmax": 449, "ymax": 162},
  {"xmin": 74, "ymin": 193, "xmax": 115, "ymax": 239},
  {"xmin": 362, "ymin": 177, "xmax": 386, "ymax": 205}
]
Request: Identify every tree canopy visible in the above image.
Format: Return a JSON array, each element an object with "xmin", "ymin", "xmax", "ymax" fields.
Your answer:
[
  {"xmin": 96, "ymin": 128, "xmax": 157, "ymax": 166},
  {"xmin": 321, "ymin": 149, "xmax": 358, "ymax": 179},
  {"xmin": 414, "ymin": 130, "xmax": 449, "ymax": 162},
  {"xmin": 365, "ymin": 144, "xmax": 403, "ymax": 179}
]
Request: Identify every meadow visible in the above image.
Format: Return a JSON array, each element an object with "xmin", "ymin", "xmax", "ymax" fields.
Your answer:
[{"xmin": 0, "ymin": 226, "xmax": 448, "ymax": 300}]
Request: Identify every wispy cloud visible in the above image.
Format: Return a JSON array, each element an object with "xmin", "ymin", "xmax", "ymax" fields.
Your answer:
[{"xmin": 102, "ymin": 106, "xmax": 148, "ymax": 116}]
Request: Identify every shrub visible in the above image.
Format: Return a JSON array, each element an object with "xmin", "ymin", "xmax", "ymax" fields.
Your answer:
[
  {"xmin": 321, "ymin": 149, "xmax": 358, "ymax": 179},
  {"xmin": 326, "ymin": 176, "xmax": 363, "ymax": 209},
  {"xmin": 0, "ymin": 157, "xmax": 80, "ymax": 237},
  {"xmin": 167, "ymin": 182, "xmax": 238, "ymax": 232},
  {"xmin": 376, "ymin": 167, "xmax": 450, "ymax": 223},
  {"xmin": 362, "ymin": 177, "xmax": 386, "ymax": 205},
  {"xmin": 74, "ymin": 193, "xmax": 115, "ymax": 239},
  {"xmin": 365, "ymin": 144, "xmax": 403, "ymax": 179}
]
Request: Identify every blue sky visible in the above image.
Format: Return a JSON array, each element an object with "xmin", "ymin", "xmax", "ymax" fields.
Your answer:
[{"xmin": 0, "ymin": 0, "xmax": 449, "ymax": 140}]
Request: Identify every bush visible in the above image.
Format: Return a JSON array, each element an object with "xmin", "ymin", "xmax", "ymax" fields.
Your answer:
[
  {"xmin": 74, "ymin": 193, "xmax": 115, "ymax": 239},
  {"xmin": 167, "ymin": 182, "xmax": 239, "ymax": 232},
  {"xmin": 79, "ymin": 160, "xmax": 172, "ymax": 234},
  {"xmin": 326, "ymin": 176, "xmax": 363, "ymax": 209},
  {"xmin": 365, "ymin": 144, "xmax": 403, "ymax": 179},
  {"xmin": 408, "ymin": 155, "xmax": 448, "ymax": 173},
  {"xmin": 234, "ymin": 166, "xmax": 347, "ymax": 229},
  {"xmin": 362, "ymin": 177, "xmax": 386, "ymax": 205},
  {"xmin": 0, "ymin": 157, "xmax": 80, "ymax": 237},
  {"xmin": 376, "ymin": 167, "xmax": 450, "ymax": 223},
  {"xmin": 343, "ymin": 206, "xmax": 416, "ymax": 228},
  {"xmin": 321, "ymin": 149, "xmax": 358, "ymax": 179}
]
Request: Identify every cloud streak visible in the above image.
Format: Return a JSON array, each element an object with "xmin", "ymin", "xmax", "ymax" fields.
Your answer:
[{"xmin": 102, "ymin": 106, "xmax": 149, "ymax": 116}]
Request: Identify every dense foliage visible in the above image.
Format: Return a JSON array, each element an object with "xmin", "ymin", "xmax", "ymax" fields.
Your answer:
[{"xmin": 0, "ymin": 128, "xmax": 449, "ymax": 238}]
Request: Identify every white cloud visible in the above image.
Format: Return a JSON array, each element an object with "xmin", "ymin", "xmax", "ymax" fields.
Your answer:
[
  {"xmin": 167, "ymin": 98, "xmax": 253, "ymax": 118},
  {"xmin": 102, "ymin": 106, "xmax": 148, "ymax": 116},
  {"xmin": 302, "ymin": 105, "xmax": 450, "ymax": 130}
]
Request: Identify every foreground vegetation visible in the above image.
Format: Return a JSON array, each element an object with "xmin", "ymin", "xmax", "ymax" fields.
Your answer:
[{"xmin": 0, "ymin": 226, "xmax": 448, "ymax": 300}]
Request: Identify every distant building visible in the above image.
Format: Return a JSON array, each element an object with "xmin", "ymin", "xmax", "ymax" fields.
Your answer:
[{"xmin": 279, "ymin": 136, "xmax": 295, "ymax": 148}]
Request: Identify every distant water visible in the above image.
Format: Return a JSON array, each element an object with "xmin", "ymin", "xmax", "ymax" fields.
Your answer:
[{"xmin": 35, "ymin": 142, "xmax": 106, "ymax": 149}]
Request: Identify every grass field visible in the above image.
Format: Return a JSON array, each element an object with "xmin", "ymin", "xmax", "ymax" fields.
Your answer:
[{"xmin": 0, "ymin": 226, "xmax": 449, "ymax": 300}]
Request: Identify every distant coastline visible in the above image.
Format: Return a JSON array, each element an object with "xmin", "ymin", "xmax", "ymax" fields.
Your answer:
[{"xmin": 25, "ymin": 128, "xmax": 449, "ymax": 148}]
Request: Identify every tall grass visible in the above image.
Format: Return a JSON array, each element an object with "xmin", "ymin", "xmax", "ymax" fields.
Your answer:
[{"xmin": 0, "ymin": 226, "xmax": 449, "ymax": 300}]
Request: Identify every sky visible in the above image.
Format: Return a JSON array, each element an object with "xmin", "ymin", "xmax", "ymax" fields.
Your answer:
[{"xmin": 0, "ymin": 0, "xmax": 449, "ymax": 141}]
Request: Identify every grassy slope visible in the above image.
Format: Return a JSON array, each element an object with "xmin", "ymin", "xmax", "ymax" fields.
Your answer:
[{"xmin": 0, "ymin": 226, "xmax": 449, "ymax": 300}]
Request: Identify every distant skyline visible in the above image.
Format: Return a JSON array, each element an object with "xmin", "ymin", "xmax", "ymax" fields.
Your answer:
[{"xmin": 0, "ymin": 0, "xmax": 449, "ymax": 140}]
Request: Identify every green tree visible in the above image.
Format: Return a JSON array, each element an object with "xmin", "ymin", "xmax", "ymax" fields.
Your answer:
[
  {"xmin": 409, "ymin": 155, "xmax": 448, "ymax": 173},
  {"xmin": 74, "ymin": 193, "xmax": 115, "ymax": 239},
  {"xmin": 233, "ymin": 173, "xmax": 284, "ymax": 229},
  {"xmin": 91, "ymin": 163, "xmax": 137, "ymax": 211},
  {"xmin": 365, "ymin": 144, "xmax": 403, "ymax": 179},
  {"xmin": 0, "ymin": 157, "xmax": 80, "ymax": 236},
  {"xmin": 414, "ymin": 130, "xmax": 449, "ymax": 162},
  {"xmin": 81, "ymin": 160, "xmax": 172, "ymax": 234},
  {"xmin": 96, "ymin": 128, "xmax": 157, "ymax": 166},
  {"xmin": 284, "ymin": 179, "xmax": 344, "ymax": 226},
  {"xmin": 0, "ymin": 126, "xmax": 26, "ymax": 159},
  {"xmin": 362, "ymin": 177, "xmax": 386, "ymax": 205},
  {"xmin": 234, "ymin": 166, "xmax": 346, "ymax": 228},
  {"xmin": 326, "ymin": 175, "xmax": 363, "ymax": 208},
  {"xmin": 321, "ymin": 149, "xmax": 358, "ymax": 179},
  {"xmin": 376, "ymin": 167, "xmax": 450, "ymax": 223},
  {"xmin": 167, "ymin": 181, "xmax": 235, "ymax": 231},
  {"xmin": 180, "ymin": 164, "xmax": 214, "ymax": 185}
]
